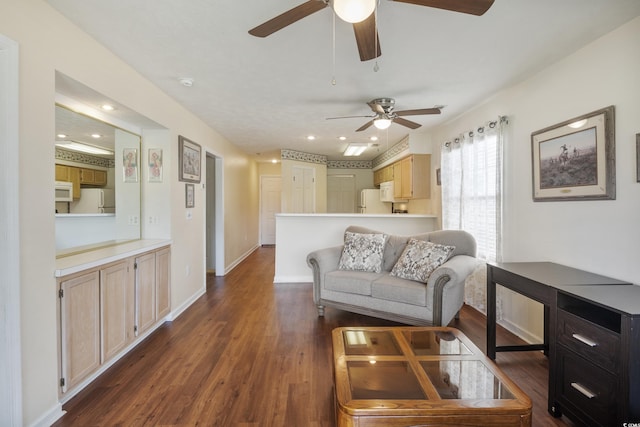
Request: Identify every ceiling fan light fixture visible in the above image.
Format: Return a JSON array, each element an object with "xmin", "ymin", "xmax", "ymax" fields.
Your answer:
[
  {"xmin": 373, "ymin": 117, "xmax": 392, "ymax": 130},
  {"xmin": 333, "ymin": 0, "xmax": 375, "ymax": 23}
]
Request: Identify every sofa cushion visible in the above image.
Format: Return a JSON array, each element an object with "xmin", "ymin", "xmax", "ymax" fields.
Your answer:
[
  {"xmin": 371, "ymin": 274, "xmax": 427, "ymax": 306},
  {"xmin": 390, "ymin": 238, "xmax": 455, "ymax": 283},
  {"xmin": 325, "ymin": 270, "xmax": 379, "ymax": 296},
  {"xmin": 338, "ymin": 231, "xmax": 387, "ymax": 273}
]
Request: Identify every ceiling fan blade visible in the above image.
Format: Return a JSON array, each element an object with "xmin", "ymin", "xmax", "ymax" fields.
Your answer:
[
  {"xmin": 353, "ymin": 13, "xmax": 381, "ymax": 62},
  {"xmin": 249, "ymin": 0, "xmax": 328, "ymax": 37},
  {"xmin": 392, "ymin": 0, "xmax": 494, "ymax": 16},
  {"xmin": 395, "ymin": 107, "xmax": 441, "ymax": 116},
  {"xmin": 326, "ymin": 115, "xmax": 374, "ymax": 120},
  {"xmin": 393, "ymin": 117, "xmax": 422, "ymax": 129},
  {"xmin": 367, "ymin": 102, "xmax": 386, "ymax": 114},
  {"xmin": 356, "ymin": 120, "xmax": 375, "ymax": 132}
]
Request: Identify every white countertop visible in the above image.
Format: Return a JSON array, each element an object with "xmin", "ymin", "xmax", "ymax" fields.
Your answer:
[{"xmin": 55, "ymin": 239, "xmax": 172, "ymax": 278}]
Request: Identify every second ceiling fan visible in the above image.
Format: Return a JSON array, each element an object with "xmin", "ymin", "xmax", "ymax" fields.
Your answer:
[
  {"xmin": 249, "ymin": 0, "xmax": 494, "ymax": 61},
  {"xmin": 327, "ymin": 98, "xmax": 442, "ymax": 132}
]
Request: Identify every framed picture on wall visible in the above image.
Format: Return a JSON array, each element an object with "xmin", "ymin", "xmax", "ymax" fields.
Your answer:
[
  {"xmin": 148, "ymin": 148, "xmax": 163, "ymax": 183},
  {"xmin": 178, "ymin": 135, "xmax": 201, "ymax": 183},
  {"xmin": 531, "ymin": 105, "xmax": 615, "ymax": 201},
  {"xmin": 123, "ymin": 148, "xmax": 138, "ymax": 183},
  {"xmin": 185, "ymin": 183, "xmax": 195, "ymax": 208},
  {"xmin": 636, "ymin": 134, "xmax": 640, "ymax": 183}
]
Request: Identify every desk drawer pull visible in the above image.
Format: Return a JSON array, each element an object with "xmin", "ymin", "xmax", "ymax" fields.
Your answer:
[
  {"xmin": 570, "ymin": 382, "xmax": 596, "ymax": 399},
  {"xmin": 572, "ymin": 333, "xmax": 597, "ymax": 347}
]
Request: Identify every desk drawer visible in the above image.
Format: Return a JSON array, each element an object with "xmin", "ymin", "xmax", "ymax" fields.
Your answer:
[
  {"xmin": 556, "ymin": 309, "xmax": 619, "ymax": 373},
  {"xmin": 556, "ymin": 347, "xmax": 617, "ymax": 426}
]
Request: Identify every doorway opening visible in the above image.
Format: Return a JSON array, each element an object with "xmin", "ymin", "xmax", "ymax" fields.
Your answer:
[{"xmin": 205, "ymin": 152, "xmax": 224, "ymax": 275}]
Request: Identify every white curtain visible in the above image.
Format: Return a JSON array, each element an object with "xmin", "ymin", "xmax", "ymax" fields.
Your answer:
[{"xmin": 441, "ymin": 118, "xmax": 506, "ymax": 316}]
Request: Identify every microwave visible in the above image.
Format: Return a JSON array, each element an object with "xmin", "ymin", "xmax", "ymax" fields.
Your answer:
[{"xmin": 55, "ymin": 181, "xmax": 73, "ymax": 202}]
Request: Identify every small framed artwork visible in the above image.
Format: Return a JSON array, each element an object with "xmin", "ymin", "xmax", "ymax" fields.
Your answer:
[
  {"xmin": 148, "ymin": 148, "xmax": 163, "ymax": 183},
  {"xmin": 185, "ymin": 183, "xmax": 195, "ymax": 208},
  {"xmin": 179, "ymin": 135, "xmax": 201, "ymax": 183},
  {"xmin": 123, "ymin": 148, "xmax": 139, "ymax": 183},
  {"xmin": 531, "ymin": 105, "xmax": 615, "ymax": 201},
  {"xmin": 636, "ymin": 134, "xmax": 640, "ymax": 183}
]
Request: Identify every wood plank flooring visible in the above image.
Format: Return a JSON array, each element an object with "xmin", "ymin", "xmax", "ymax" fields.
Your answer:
[{"xmin": 53, "ymin": 247, "xmax": 575, "ymax": 426}]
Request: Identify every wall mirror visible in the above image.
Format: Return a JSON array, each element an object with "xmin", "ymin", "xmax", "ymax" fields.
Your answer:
[{"xmin": 54, "ymin": 104, "xmax": 141, "ymax": 255}]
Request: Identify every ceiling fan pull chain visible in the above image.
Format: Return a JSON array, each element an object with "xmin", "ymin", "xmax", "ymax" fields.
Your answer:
[
  {"xmin": 331, "ymin": 10, "xmax": 337, "ymax": 85},
  {"xmin": 373, "ymin": 0, "xmax": 379, "ymax": 72}
]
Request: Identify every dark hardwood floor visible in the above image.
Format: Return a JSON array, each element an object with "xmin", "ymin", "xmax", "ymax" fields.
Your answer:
[{"xmin": 54, "ymin": 247, "xmax": 574, "ymax": 426}]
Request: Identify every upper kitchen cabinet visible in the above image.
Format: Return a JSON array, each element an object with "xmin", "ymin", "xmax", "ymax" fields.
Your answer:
[
  {"xmin": 373, "ymin": 164, "xmax": 394, "ymax": 187},
  {"xmin": 394, "ymin": 154, "xmax": 431, "ymax": 199}
]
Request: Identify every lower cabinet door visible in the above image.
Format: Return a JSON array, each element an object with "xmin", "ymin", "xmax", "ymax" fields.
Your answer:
[
  {"xmin": 100, "ymin": 260, "xmax": 135, "ymax": 363},
  {"xmin": 135, "ymin": 252, "xmax": 156, "ymax": 336},
  {"xmin": 59, "ymin": 271, "xmax": 101, "ymax": 393},
  {"xmin": 556, "ymin": 347, "xmax": 617, "ymax": 426},
  {"xmin": 155, "ymin": 247, "xmax": 171, "ymax": 319}
]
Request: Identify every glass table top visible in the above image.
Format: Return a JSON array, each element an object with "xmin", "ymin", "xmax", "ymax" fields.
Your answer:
[{"xmin": 339, "ymin": 328, "xmax": 517, "ymax": 401}]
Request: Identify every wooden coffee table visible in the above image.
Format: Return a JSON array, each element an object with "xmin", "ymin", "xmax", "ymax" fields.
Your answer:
[{"xmin": 332, "ymin": 326, "xmax": 532, "ymax": 427}]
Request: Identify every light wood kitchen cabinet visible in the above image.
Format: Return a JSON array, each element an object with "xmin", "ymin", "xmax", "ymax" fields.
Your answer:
[
  {"xmin": 393, "ymin": 161, "xmax": 403, "ymax": 198},
  {"xmin": 55, "ymin": 164, "xmax": 81, "ymax": 199},
  {"xmin": 80, "ymin": 168, "xmax": 107, "ymax": 186},
  {"xmin": 373, "ymin": 165, "xmax": 394, "ymax": 187},
  {"xmin": 100, "ymin": 260, "xmax": 135, "ymax": 363},
  {"xmin": 155, "ymin": 247, "xmax": 171, "ymax": 319},
  {"xmin": 58, "ymin": 245, "xmax": 171, "ymax": 396},
  {"xmin": 135, "ymin": 252, "xmax": 157, "ymax": 336},
  {"xmin": 393, "ymin": 154, "xmax": 431, "ymax": 199},
  {"xmin": 59, "ymin": 271, "xmax": 101, "ymax": 393}
]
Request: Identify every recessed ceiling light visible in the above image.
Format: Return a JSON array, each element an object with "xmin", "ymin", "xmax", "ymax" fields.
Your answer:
[
  {"xmin": 101, "ymin": 104, "xmax": 115, "ymax": 111},
  {"xmin": 179, "ymin": 77, "xmax": 194, "ymax": 87},
  {"xmin": 370, "ymin": 136, "xmax": 378, "ymax": 141},
  {"xmin": 339, "ymin": 136, "xmax": 347, "ymax": 141},
  {"xmin": 57, "ymin": 134, "xmax": 67, "ymax": 139},
  {"xmin": 91, "ymin": 134, "xmax": 101, "ymax": 138},
  {"xmin": 307, "ymin": 135, "xmax": 316, "ymax": 140}
]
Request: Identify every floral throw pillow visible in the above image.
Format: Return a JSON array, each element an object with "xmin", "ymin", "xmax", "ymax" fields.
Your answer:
[
  {"xmin": 390, "ymin": 238, "xmax": 455, "ymax": 283},
  {"xmin": 338, "ymin": 231, "xmax": 387, "ymax": 273}
]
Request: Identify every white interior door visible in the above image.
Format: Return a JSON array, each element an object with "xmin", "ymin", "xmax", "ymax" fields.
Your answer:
[
  {"xmin": 260, "ymin": 176, "xmax": 281, "ymax": 245},
  {"xmin": 327, "ymin": 174, "xmax": 356, "ymax": 213},
  {"xmin": 292, "ymin": 166, "xmax": 315, "ymax": 213}
]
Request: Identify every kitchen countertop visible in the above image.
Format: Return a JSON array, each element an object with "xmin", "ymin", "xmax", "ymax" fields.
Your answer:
[
  {"xmin": 55, "ymin": 238, "xmax": 172, "ymax": 278},
  {"xmin": 275, "ymin": 213, "xmax": 436, "ymax": 218}
]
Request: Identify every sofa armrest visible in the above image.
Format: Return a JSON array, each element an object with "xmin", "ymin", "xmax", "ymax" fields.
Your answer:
[
  {"xmin": 426, "ymin": 255, "xmax": 480, "ymax": 325},
  {"xmin": 306, "ymin": 246, "xmax": 343, "ymax": 305}
]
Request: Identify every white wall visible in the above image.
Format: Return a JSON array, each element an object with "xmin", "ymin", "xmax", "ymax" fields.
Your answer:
[
  {"xmin": 0, "ymin": 1, "xmax": 259, "ymax": 425},
  {"xmin": 430, "ymin": 16, "xmax": 640, "ymax": 341}
]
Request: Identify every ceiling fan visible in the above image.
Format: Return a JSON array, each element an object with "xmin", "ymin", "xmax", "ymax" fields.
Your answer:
[
  {"xmin": 327, "ymin": 98, "xmax": 442, "ymax": 131},
  {"xmin": 248, "ymin": 0, "xmax": 494, "ymax": 61}
]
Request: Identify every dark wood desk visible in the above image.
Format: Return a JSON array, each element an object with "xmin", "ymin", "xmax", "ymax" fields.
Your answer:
[
  {"xmin": 486, "ymin": 261, "xmax": 629, "ymax": 360},
  {"xmin": 485, "ymin": 262, "xmax": 639, "ymax": 426}
]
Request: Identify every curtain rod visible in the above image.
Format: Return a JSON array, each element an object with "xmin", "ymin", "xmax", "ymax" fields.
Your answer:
[{"xmin": 444, "ymin": 115, "xmax": 508, "ymax": 147}]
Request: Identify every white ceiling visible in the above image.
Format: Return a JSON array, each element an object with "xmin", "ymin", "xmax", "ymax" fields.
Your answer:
[{"xmin": 47, "ymin": 0, "xmax": 640, "ymax": 161}]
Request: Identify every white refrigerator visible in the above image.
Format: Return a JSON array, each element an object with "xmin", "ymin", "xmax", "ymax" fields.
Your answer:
[
  {"xmin": 70, "ymin": 188, "xmax": 116, "ymax": 213},
  {"xmin": 358, "ymin": 189, "xmax": 390, "ymax": 214}
]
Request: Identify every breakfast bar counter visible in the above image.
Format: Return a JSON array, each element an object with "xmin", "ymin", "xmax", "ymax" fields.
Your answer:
[{"xmin": 274, "ymin": 213, "xmax": 437, "ymax": 283}]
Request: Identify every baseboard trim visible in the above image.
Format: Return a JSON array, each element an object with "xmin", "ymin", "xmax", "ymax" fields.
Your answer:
[
  {"xmin": 273, "ymin": 275, "xmax": 312, "ymax": 283},
  {"xmin": 170, "ymin": 287, "xmax": 206, "ymax": 321},
  {"xmin": 28, "ymin": 402, "xmax": 64, "ymax": 427},
  {"xmin": 224, "ymin": 244, "xmax": 259, "ymax": 275}
]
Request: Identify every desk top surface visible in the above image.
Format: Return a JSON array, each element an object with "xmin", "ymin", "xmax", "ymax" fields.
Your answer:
[{"xmin": 488, "ymin": 261, "xmax": 630, "ymax": 288}]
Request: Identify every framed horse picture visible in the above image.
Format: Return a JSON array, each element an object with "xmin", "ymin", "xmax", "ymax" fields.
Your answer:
[{"xmin": 531, "ymin": 106, "xmax": 615, "ymax": 201}]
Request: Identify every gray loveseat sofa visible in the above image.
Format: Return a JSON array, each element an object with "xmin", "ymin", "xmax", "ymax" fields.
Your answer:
[{"xmin": 306, "ymin": 226, "xmax": 478, "ymax": 326}]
